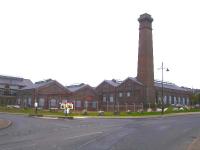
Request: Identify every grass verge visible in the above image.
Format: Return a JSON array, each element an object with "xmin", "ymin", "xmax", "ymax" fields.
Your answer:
[{"xmin": 1, "ymin": 106, "xmax": 200, "ymax": 117}]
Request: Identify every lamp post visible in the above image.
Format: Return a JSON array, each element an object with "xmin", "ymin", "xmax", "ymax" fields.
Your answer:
[{"xmin": 159, "ymin": 62, "xmax": 169, "ymax": 114}]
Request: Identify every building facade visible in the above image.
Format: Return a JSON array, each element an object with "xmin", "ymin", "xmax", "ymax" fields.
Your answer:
[
  {"xmin": 0, "ymin": 75, "xmax": 33, "ymax": 106},
  {"xmin": 17, "ymin": 79, "xmax": 71, "ymax": 109},
  {"xmin": 155, "ymin": 81, "xmax": 191, "ymax": 106},
  {"xmin": 0, "ymin": 13, "xmax": 194, "ymax": 111},
  {"xmin": 66, "ymin": 83, "xmax": 98, "ymax": 111},
  {"xmin": 95, "ymin": 13, "xmax": 192, "ymax": 110},
  {"xmin": 95, "ymin": 80, "xmax": 120, "ymax": 111}
]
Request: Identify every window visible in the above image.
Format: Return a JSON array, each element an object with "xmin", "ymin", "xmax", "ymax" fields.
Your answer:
[
  {"xmin": 169, "ymin": 96, "xmax": 172, "ymax": 104},
  {"xmin": 17, "ymin": 98, "xmax": 21, "ymax": 105},
  {"xmin": 119, "ymin": 92, "xmax": 123, "ymax": 97},
  {"xmin": 174, "ymin": 97, "xmax": 177, "ymax": 105},
  {"xmin": 187, "ymin": 98, "xmax": 190, "ymax": 105},
  {"xmin": 4, "ymin": 84, "xmax": 10, "ymax": 95},
  {"xmin": 23, "ymin": 98, "xmax": 27, "ymax": 107},
  {"xmin": 110, "ymin": 96, "xmax": 114, "ymax": 103},
  {"xmin": 0, "ymin": 89, "xmax": 3, "ymax": 95},
  {"xmin": 103, "ymin": 96, "xmax": 107, "ymax": 102},
  {"xmin": 10, "ymin": 89, "xmax": 17, "ymax": 96},
  {"xmin": 28, "ymin": 97, "xmax": 32, "ymax": 106},
  {"xmin": 164, "ymin": 96, "xmax": 167, "ymax": 104},
  {"xmin": 84, "ymin": 101, "xmax": 88, "ymax": 108},
  {"xmin": 92, "ymin": 101, "xmax": 96, "ymax": 108},
  {"xmin": 182, "ymin": 98, "xmax": 185, "ymax": 105},
  {"xmin": 178, "ymin": 97, "xmax": 181, "ymax": 104},
  {"xmin": 127, "ymin": 92, "xmax": 131, "ymax": 97},
  {"xmin": 39, "ymin": 98, "xmax": 45, "ymax": 107},
  {"xmin": 158, "ymin": 97, "xmax": 161, "ymax": 104},
  {"xmin": 76, "ymin": 100, "xmax": 81, "ymax": 107},
  {"xmin": 5, "ymin": 84, "xmax": 9, "ymax": 89},
  {"xmin": 50, "ymin": 99, "xmax": 57, "ymax": 107}
]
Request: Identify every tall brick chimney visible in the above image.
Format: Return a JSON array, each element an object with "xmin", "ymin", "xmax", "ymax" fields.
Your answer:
[{"xmin": 137, "ymin": 13, "xmax": 155, "ymax": 104}]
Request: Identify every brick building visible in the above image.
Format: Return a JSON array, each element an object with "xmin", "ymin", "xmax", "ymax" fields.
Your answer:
[
  {"xmin": 0, "ymin": 75, "xmax": 33, "ymax": 106},
  {"xmin": 0, "ymin": 13, "xmax": 194, "ymax": 111},
  {"xmin": 116, "ymin": 77, "xmax": 144, "ymax": 105},
  {"xmin": 155, "ymin": 80, "xmax": 191, "ymax": 106},
  {"xmin": 95, "ymin": 79, "xmax": 120, "ymax": 111},
  {"xmin": 66, "ymin": 83, "xmax": 98, "ymax": 110},
  {"xmin": 95, "ymin": 13, "xmax": 192, "ymax": 110},
  {"xmin": 17, "ymin": 79, "xmax": 71, "ymax": 108}
]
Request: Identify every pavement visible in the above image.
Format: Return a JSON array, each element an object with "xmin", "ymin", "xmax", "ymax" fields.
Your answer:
[
  {"xmin": 0, "ymin": 119, "xmax": 12, "ymax": 130},
  {"xmin": 187, "ymin": 137, "xmax": 200, "ymax": 150},
  {"xmin": 1, "ymin": 111, "xmax": 200, "ymax": 150},
  {"xmin": 1, "ymin": 113, "xmax": 200, "ymax": 150}
]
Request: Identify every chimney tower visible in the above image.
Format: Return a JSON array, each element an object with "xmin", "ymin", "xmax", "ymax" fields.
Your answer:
[{"xmin": 137, "ymin": 13, "xmax": 155, "ymax": 104}]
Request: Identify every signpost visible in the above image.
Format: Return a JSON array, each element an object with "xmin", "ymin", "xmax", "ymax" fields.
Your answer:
[
  {"xmin": 34, "ymin": 101, "xmax": 38, "ymax": 114},
  {"xmin": 60, "ymin": 102, "xmax": 74, "ymax": 116}
]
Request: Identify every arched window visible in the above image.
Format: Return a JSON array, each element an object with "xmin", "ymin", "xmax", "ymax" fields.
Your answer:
[
  {"xmin": 49, "ymin": 99, "xmax": 57, "ymax": 107},
  {"xmin": 169, "ymin": 96, "xmax": 172, "ymax": 104},
  {"xmin": 39, "ymin": 98, "xmax": 45, "ymax": 107}
]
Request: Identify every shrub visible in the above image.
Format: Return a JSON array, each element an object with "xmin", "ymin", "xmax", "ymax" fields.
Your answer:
[
  {"xmin": 82, "ymin": 109, "xmax": 88, "ymax": 115},
  {"xmin": 113, "ymin": 111, "xmax": 120, "ymax": 115},
  {"xmin": 126, "ymin": 109, "xmax": 132, "ymax": 114},
  {"xmin": 98, "ymin": 111, "xmax": 104, "ymax": 116}
]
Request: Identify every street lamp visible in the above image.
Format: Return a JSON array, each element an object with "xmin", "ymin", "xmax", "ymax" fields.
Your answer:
[{"xmin": 159, "ymin": 62, "xmax": 169, "ymax": 114}]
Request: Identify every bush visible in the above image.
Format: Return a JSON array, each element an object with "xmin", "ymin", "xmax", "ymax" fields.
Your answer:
[
  {"xmin": 82, "ymin": 109, "xmax": 88, "ymax": 115},
  {"xmin": 126, "ymin": 109, "xmax": 132, "ymax": 114},
  {"xmin": 98, "ymin": 111, "xmax": 104, "ymax": 116},
  {"xmin": 113, "ymin": 111, "xmax": 120, "ymax": 115}
]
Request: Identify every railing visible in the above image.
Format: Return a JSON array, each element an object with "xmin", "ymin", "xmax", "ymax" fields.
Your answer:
[{"xmin": 0, "ymin": 88, "xmax": 18, "ymax": 96}]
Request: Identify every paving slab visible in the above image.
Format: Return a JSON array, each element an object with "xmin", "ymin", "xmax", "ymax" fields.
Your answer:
[
  {"xmin": 0, "ymin": 119, "xmax": 12, "ymax": 130},
  {"xmin": 187, "ymin": 137, "xmax": 200, "ymax": 150}
]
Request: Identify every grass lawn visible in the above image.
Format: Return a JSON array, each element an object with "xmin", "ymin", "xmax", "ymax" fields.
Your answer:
[{"xmin": 0, "ymin": 106, "xmax": 200, "ymax": 117}]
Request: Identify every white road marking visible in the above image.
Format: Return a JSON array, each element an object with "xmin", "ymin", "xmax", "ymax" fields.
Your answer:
[
  {"xmin": 64, "ymin": 131, "xmax": 103, "ymax": 140},
  {"xmin": 36, "ymin": 116, "xmax": 58, "ymax": 120},
  {"xmin": 4, "ymin": 143, "xmax": 37, "ymax": 150},
  {"xmin": 77, "ymin": 138, "xmax": 97, "ymax": 149}
]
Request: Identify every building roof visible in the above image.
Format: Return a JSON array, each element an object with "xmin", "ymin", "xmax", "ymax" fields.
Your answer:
[
  {"xmin": 154, "ymin": 80, "xmax": 189, "ymax": 92},
  {"xmin": 22, "ymin": 79, "xmax": 55, "ymax": 90},
  {"xmin": 66, "ymin": 83, "xmax": 91, "ymax": 92},
  {"xmin": 0, "ymin": 75, "xmax": 33, "ymax": 87},
  {"xmin": 104, "ymin": 79, "xmax": 122, "ymax": 87},
  {"xmin": 21, "ymin": 79, "xmax": 70, "ymax": 92},
  {"xmin": 125, "ymin": 77, "xmax": 143, "ymax": 85}
]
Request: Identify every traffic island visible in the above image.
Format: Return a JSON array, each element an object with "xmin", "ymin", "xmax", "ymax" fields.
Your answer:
[
  {"xmin": 57, "ymin": 116, "xmax": 74, "ymax": 120},
  {"xmin": 187, "ymin": 137, "xmax": 200, "ymax": 150},
  {"xmin": 28, "ymin": 114, "xmax": 43, "ymax": 117},
  {"xmin": 0, "ymin": 119, "xmax": 12, "ymax": 130}
]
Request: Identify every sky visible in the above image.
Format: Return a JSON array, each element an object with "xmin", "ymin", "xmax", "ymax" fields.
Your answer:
[{"xmin": 0, "ymin": 0, "xmax": 199, "ymax": 89}]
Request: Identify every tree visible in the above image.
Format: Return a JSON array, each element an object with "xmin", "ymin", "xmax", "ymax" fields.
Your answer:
[{"xmin": 191, "ymin": 93, "xmax": 200, "ymax": 105}]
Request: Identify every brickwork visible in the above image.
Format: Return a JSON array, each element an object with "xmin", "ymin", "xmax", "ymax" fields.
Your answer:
[{"xmin": 67, "ymin": 84, "xmax": 98, "ymax": 111}]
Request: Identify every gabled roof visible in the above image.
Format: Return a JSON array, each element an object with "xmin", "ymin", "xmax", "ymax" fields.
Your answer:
[
  {"xmin": 104, "ymin": 80, "xmax": 121, "ymax": 87},
  {"xmin": 66, "ymin": 83, "xmax": 88, "ymax": 92},
  {"xmin": 95, "ymin": 79, "xmax": 121, "ymax": 89},
  {"xmin": 0, "ymin": 75, "xmax": 33, "ymax": 87},
  {"xmin": 66, "ymin": 83, "xmax": 95, "ymax": 93},
  {"xmin": 21, "ymin": 79, "xmax": 70, "ymax": 93},
  {"xmin": 22, "ymin": 79, "xmax": 54, "ymax": 90},
  {"xmin": 122, "ymin": 77, "xmax": 143, "ymax": 86},
  {"xmin": 154, "ymin": 80, "xmax": 189, "ymax": 92}
]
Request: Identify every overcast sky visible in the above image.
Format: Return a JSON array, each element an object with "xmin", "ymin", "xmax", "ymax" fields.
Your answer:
[{"xmin": 0, "ymin": 0, "xmax": 199, "ymax": 88}]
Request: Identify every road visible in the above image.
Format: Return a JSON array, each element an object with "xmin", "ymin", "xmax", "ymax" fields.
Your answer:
[{"xmin": 0, "ymin": 114, "xmax": 200, "ymax": 150}]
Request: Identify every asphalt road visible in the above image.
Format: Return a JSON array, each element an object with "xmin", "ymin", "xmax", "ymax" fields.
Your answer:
[{"xmin": 0, "ymin": 114, "xmax": 200, "ymax": 150}]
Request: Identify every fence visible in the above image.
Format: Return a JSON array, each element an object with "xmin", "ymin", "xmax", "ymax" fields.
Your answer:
[
  {"xmin": 72, "ymin": 101, "xmax": 144, "ymax": 112},
  {"xmin": 99, "ymin": 104, "xmax": 144, "ymax": 112},
  {"xmin": 0, "ymin": 99, "xmax": 149, "ymax": 112}
]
